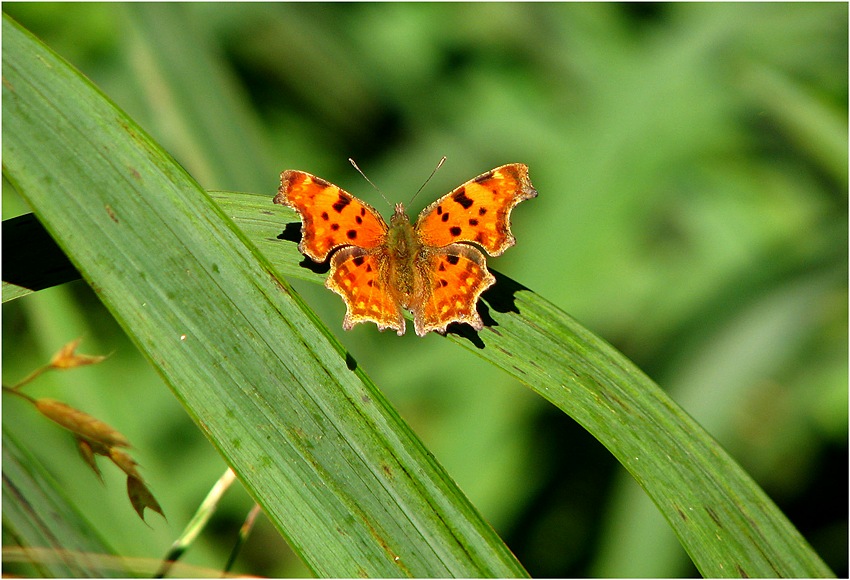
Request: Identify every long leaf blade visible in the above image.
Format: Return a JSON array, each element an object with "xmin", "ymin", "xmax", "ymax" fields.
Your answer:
[
  {"xmin": 219, "ymin": 189, "xmax": 835, "ymax": 578},
  {"xmin": 2, "ymin": 14, "xmax": 526, "ymax": 578}
]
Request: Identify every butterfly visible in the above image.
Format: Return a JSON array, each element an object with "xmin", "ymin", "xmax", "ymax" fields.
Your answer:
[{"xmin": 274, "ymin": 163, "xmax": 537, "ymax": 336}]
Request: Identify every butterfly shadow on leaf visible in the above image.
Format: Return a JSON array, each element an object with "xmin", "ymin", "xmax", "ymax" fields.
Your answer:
[
  {"xmin": 277, "ymin": 223, "xmax": 329, "ymax": 274},
  {"xmin": 446, "ymin": 270, "xmax": 530, "ymax": 349}
]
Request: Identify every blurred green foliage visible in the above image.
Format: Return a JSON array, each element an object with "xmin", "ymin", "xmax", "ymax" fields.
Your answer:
[{"xmin": 3, "ymin": 3, "xmax": 846, "ymax": 577}]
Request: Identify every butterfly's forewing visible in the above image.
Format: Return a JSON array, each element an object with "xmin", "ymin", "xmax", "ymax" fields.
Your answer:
[
  {"xmin": 275, "ymin": 171, "xmax": 388, "ymax": 262},
  {"xmin": 415, "ymin": 163, "xmax": 537, "ymax": 257}
]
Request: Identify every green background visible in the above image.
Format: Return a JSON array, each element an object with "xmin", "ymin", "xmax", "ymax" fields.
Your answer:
[{"xmin": 3, "ymin": 3, "xmax": 846, "ymax": 577}]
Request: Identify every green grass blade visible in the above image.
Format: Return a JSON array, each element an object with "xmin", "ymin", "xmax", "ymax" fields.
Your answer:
[
  {"xmin": 2, "ymin": 427, "xmax": 125, "ymax": 577},
  {"xmin": 218, "ymin": 188, "xmax": 834, "ymax": 578},
  {"xmin": 464, "ymin": 287, "xmax": 834, "ymax": 578},
  {"xmin": 118, "ymin": 3, "xmax": 276, "ymax": 192},
  {"xmin": 2, "ymin": 14, "xmax": 526, "ymax": 578}
]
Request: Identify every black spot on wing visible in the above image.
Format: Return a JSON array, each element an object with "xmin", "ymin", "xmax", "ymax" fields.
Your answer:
[
  {"xmin": 450, "ymin": 226, "xmax": 462, "ymax": 237},
  {"xmin": 452, "ymin": 189, "xmax": 474, "ymax": 210},
  {"xmin": 332, "ymin": 194, "xmax": 351, "ymax": 213},
  {"xmin": 346, "ymin": 230, "xmax": 358, "ymax": 240},
  {"xmin": 446, "ymin": 255, "xmax": 460, "ymax": 265},
  {"xmin": 353, "ymin": 256, "xmax": 365, "ymax": 267}
]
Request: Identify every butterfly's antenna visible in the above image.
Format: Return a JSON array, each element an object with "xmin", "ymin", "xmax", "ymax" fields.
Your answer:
[
  {"xmin": 349, "ymin": 158, "xmax": 391, "ymax": 208},
  {"xmin": 409, "ymin": 156, "xmax": 447, "ymax": 206}
]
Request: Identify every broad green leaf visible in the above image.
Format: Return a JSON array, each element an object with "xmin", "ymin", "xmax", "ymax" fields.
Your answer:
[
  {"xmin": 2, "ymin": 14, "xmax": 526, "ymax": 578},
  {"xmin": 218, "ymin": 188, "xmax": 835, "ymax": 578}
]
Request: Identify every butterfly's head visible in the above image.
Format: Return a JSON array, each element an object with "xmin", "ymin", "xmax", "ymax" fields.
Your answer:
[{"xmin": 390, "ymin": 203, "xmax": 411, "ymax": 227}]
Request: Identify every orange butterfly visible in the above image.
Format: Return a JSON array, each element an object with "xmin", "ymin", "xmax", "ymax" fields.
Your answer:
[{"xmin": 274, "ymin": 164, "xmax": 537, "ymax": 336}]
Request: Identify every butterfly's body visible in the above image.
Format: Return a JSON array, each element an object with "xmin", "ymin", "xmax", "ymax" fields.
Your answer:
[
  {"xmin": 275, "ymin": 164, "xmax": 536, "ymax": 336},
  {"xmin": 385, "ymin": 205, "xmax": 419, "ymax": 308}
]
